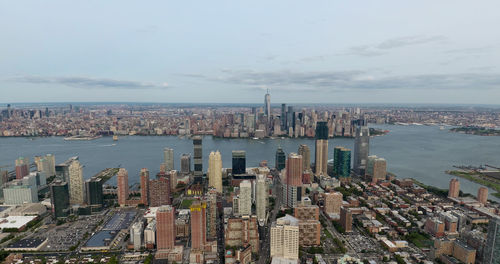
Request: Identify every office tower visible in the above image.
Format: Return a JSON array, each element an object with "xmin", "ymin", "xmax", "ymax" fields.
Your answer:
[
  {"xmin": 190, "ymin": 201, "xmax": 207, "ymax": 250},
  {"xmin": 264, "ymin": 89, "xmax": 271, "ymax": 123},
  {"xmin": 333, "ymin": 147, "xmax": 351, "ymax": 179},
  {"xmin": 314, "ymin": 122, "xmax": 328, "ymax": 176},
  {"xmin": 149, "ymin": 176, "xmax": 171, "ymax": 207},
  {"xmin": 140, "ymin": 168, "xmax": 150, "ymax": 206},
  {"xmin": 366, "ymin": 155, "xmax": 387, "ymax": 182},
  {"xmin": 353, "ymin": 126, "xmax": 370, "ymax": 175},
  {"xmin": 275, "ymin": 147, "xmax": 286, "ymax": 171},
  {"xmin": 256, "ymin": 174, "xmax": 268, "ymax": 225},
  {"xmin": 287, "ymin": 106, "xmax": 294, "ymax": 131},
  {"xmin": 270, "ymin": 215, "xmax": 300, "ymax": 260},
  {"xmin": 180, "ymin": 154, "xmax": 191, "ymax": 174},
  {"xmin": 193, "ymin": 136, "xmax": 203, "ymax": 180},
  {"xmin": 239, "ymin": 180, "xmax": 252, "ymax": 216},
  {"xmin": 45, "ymin": 154, "xmax": 56, "ymax": 176},
  {"xmin": 281, "ymin": 103, "xmax": 287, "ymax": 130},
  {"xmin": 484, "ymin": 216, "xmax": 500, "ymax": 264},
  {"xmin": 86, "ymin": 177, "xmax": 103, "ymax": 210},
  {"xmin": 206, "ymin": 190, "xmax": 218, "ymax": 240},
  {"xmin": 232, "ymin": 150, "xmax": 246, "ymax": 175},
  {"xmin": 117, "ymin": 168, "xmax": 129, "ymax": 206},
  {"xmin": 298, "ymin": 144, "xmax": 311, "ymax": 171},
  {"xmin": 156, "ymin": 205, "xmax": 176, "ymax": 250},
  {"xmin": 15, "ymin": 157, "xmax": 30, "ymax": 180},
  {"xmin": 163, "ymin": 148, "xmax": 174, "ymax": 171},
  {"xmin": 50, "ymin": 180, "xmax": 70, "ymax": 218},
  {"xmin": 478, "ymin": 187, "xmax": 488, "ymax": 205},
  {"xmin": 324, "ymin": 192, "xmax": 343, "ymax": 218},
  {"xmin": 208, "ymin": 151, "xmax": 223, "ymax": 193},
  {"xmin": 69, "ymin": 160, "xmax": 84, "ymax": 204},
  {"xmin": 3, "ymin": 183, "xmax": 38, "ymax": 205},
  {"xmin": 448, "ymin": 178, "xmax": 460, "ymax": 198}
]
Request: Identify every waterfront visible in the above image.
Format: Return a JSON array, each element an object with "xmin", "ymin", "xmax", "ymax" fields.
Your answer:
[{"xmin": 1, "ymin": 124, "xmax": 500, "ymax": 201}]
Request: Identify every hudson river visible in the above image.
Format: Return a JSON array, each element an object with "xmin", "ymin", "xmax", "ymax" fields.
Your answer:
[{"xmin": 1, "ymin": 125, "xmax": 500, "ymax": 201}]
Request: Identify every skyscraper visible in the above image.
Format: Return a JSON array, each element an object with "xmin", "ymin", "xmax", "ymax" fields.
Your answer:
[
  {"xmin": 180, "ymin": 154, "xmax": 191, "ymax": 174},
  {"xmin": 298, "ymin": 144, "xmax": 311, "ymax": 172},
  {"xmin": 140, "ymin": 168, "xmax": 150, "ymax": 206},
  {"xmin": 366, "ymin": 155, "xmax": 387, "ymax": 182},
  {"xmin": 484, "ymin": 216, "xmax": 500, "ymax": 264},
  {"xmin": 264, "ymin": 89, "xmax": 271, "ymax": 123},
  {"xmin": 190, "ymin": 201, "xmax": 207, "ymax": 250},
  {"xmin": 256, "ymin": 174, "xmax": 268, "ymax": 225},
  {"xmin": 478, "ymin": 187, "xmax": 488, "ymax": 205},
  {"xmin": 353, "ymin": 126, "xmax": 370, "ymax": 175},
  {"xmin": 239, "ymin": 180, "xmax": 252, "ymax": 216},
  {"xmin": 206, "ymin": 189, "xmax": 218, "ymax": 240},
  {"xmin": 156, "ymin": 205, "xmax": 176, "ymax": 250},
  {"xmin": 193, "ymin": 136, "xmax": 203, "ymax": 181},
  {"xmin": 275, "ymin": 147, "xmax": 286, "ymax": 171},
  {"xmin": 448, "ymin": 178, "xmax": 460, "ymax": 198},
  {"xmin": 69, "ymin": 160, "xmax": 84, "ymax": 204},
  {"xmin": 270, "ymin": 215, "xmax": 300, "ymax": 260},
  {"xmin": 324, "ymin": 192, "xmax": 343, "ymax": 218},
  {"xmin": 208, "ymin": 151, "xmax": 223, "ymax": 193},
  {"xmin": 117, "ymin": 168, "xmax": 129, "ymax": 206},
  {"xmin": 283, "ymin": 153, "xmax": 303, "ymax": 208},
  {"xmin": 314, "ymin": 122, "xmax": 328, "ymax": 176},
  {"xmin": 50, "ymin": 180, "xmax": 70, "ymax": 218},
  {"xmin": 85, "ymin": 177, "xmax": 103, "ymax": 208},
  {"xmin": 232, "ymin": 150, "xmax": 246, "ymax": 175},
  {"xmin": 164, "ymin": 148, "xmax": 174, "ymax": 171},
  {"xmin": 333, "ymin": 147, "xmax": 351, "ymax": 179},
  {"xmin": 281, "ymin": 103, "xmax": 287, "ymax": 130}
]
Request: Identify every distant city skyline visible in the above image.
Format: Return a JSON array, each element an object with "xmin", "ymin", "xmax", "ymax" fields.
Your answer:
[{"xmin": 1, "ymin": 1, "xmax": 500, "ymax": 104}]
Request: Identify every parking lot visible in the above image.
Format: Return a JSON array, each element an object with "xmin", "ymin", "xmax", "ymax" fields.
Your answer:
[{"xmin": 31, "ymin": 214, "xmax": 106, "ymax": 251}]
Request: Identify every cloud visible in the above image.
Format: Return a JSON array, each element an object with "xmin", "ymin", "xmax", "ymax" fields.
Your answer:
[
  {"xmin": 186, "ymin": 69, "xmax": 500, "ymax": 92},
  {"xmin": 377, "ymin": 35, "xmax": 447, "ymax": 49},
  {"xmin": 8, "ymin": 76, "xmax": 169, "ymax": 90}
]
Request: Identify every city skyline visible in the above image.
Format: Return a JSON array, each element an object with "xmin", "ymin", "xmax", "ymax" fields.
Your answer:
[{"xmin": 1, "ymin": 1, "xmax": 500, "ymax": 104}]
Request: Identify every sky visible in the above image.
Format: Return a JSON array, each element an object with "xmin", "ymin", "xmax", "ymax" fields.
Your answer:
[{"xmin": 1, "ymin": 1, "xmax": 500, "ymax": 104}]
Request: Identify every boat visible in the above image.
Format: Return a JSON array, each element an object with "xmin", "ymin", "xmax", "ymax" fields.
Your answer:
[{"xmin": 113, "ymin": 135, "xmax": 118, "ymax": 141}]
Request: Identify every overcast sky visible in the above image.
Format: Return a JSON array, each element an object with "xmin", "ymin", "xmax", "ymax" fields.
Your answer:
[{"xmin": 1, "ymin": 1, "xmax": 500, "ymax": 104}]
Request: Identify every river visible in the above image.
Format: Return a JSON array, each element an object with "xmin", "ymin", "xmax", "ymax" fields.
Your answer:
[{"xmin": 1, "ymin": 124, "xmax": 499, "ymax": 201}]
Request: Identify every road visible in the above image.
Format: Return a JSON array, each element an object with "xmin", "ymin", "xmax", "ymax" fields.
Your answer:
[{"xmin": 257, "ymin": 170, "xmax": 282, "ymax": 264}]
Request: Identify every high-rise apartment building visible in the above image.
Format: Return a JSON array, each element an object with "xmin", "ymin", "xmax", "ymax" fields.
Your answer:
[
  {"xmin": 117, "ymin": 168, "xmax": 129, "ymax": 206},
  {"xmin": 366, "ymin": 155, "xmax": 387, "ymax": 182},
  {"xmin": 190, "ymin": 201, "xmax": 207, "ymax": 250},
  {"xmin": 206, "ymin": 190, "xmax": 218, "ymax": 240},
  {"xmin": 232, "ymin": 150, "xmax": 246, "ymax": 175},
  {"xmin": 181, "ymin": 154, "xmax": 191, "ymax": 174},
  {"xmin": 149, "ymin": 176, "xmax": 171, "ymax": 207},
  {"xmin": 208, "ymin": 151, "xmax": 223, "ymax": 193},
  {"xmin": 484, "ymin": 216, "xmax": 500, "ymax": 264},
  {"xmin": 239, "ymin": 180, "xmax": 252, "ymax": 216},
  {"xmin": 324, "ymin": 192, "xmax": 343, "ymax": 218},
  {"xmin": 275, "ymin": 147, "xmax": 286, "ymax": 171},
  {"xmin": 15, "ymin": 157, "xmax": 30, "ymax": 180},
  {"xmin": 283, "ymin": 153, "xmax": 303, "ymax": 208},
  {"xmin": 270, "ymin": 215, "xmax": 300, "ymax": 260},
  {"xmin": 314, "ymin": 122, "xmax": 328, "ymax": 176},
  {"xmin": 298, "ymin": 144, "xmax": 311, "ymax": 172},
  {"xmin": 140, "ymin": 168, "xmax": 150, "ymax": 206},
  {"xmin": 448, "ymin": 178, "xmax": 460, "ymax": 198},
  {"xmin": 69, "ymin": 160, "xmax": 84, "ymax": 204},
  {"xmin": 478, "ymin": 187, "xmax": 488, "ymax": 205},
  {"xmin": 256, "ymin": 174, "xmax": 268, "ymax": 225},
  {"xmin": 164, "ymin": 148, "xmax": 174, "ymax": 171},
  {"xmin": 353, "ymin": 126, "xmax": 370, "ymax": 175},
  {"xmin": 333, "ymin": 147, "xmax": 351, "ymax": 179},
  {"xmin": 193, "ymin": 136, "xmax": 203, "ymax": 181},
  {"xmin": 156, "ymin": 205, "xmax": 176, "ymax": 250},
  {"xmin": 50, "ymin": 180, "xmax": 70, "ymax": 218}
]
